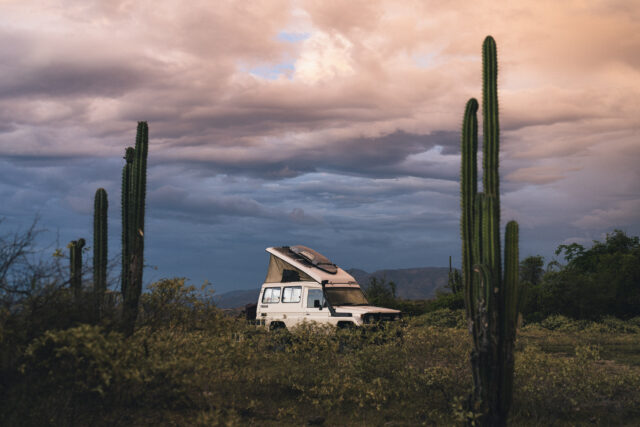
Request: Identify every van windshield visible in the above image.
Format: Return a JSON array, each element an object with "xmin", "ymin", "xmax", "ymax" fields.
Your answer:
[{"xmin": 324, "ymin": 287, "xmax": 369, "ymax": 306}]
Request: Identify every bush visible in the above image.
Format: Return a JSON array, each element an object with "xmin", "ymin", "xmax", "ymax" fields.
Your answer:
[
  {"xmin": 527, "ymin": 315, "xmax": 640, "ymax": 334},
  {"xmin": 585, "ymin": 316, "xmax": 640, "ymax": 334},
  {"xmin": 536, "ymin": 314, "xmax": 591, "ymax": 332},
  {"xmin": 138, "ymin": 278, "xmax": 226, "ymax": 332},
  {"xmin": 410, "ymin": 308, "xmax": 466, "ymax": 329},
  {"xmin": 7, "ymin": 324, "xmax": 140, "ymax": 426},
  {"xmin": 427, "ymin": 291, "xmax": 465, "ymax": 311},
  {"xmin": 513, "ymin": 343, "xmax": 640, "ymax": 423}
]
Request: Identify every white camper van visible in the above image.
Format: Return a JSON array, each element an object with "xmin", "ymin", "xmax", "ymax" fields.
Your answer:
[{"xmin": 254, "ymin": 245, "xmax": 401, "ymax": 329}]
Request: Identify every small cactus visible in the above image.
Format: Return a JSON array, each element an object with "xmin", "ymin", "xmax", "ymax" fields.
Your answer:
[
  {"xmin": 69, "ymin": 238, "xmax": 86, "ymax": 301},
  {"xmin": 93, "ymin": 188, "xmax": 108, "ymax": 317},
  {"xmin": 447, "ymin": 256, "xmax": 462, "ymax": 294}
]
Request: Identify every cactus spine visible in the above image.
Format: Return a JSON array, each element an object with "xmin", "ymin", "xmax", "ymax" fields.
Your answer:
[
  {"xmin": 69, "ymin": 238, "xmax": 86, "ymax": 301},
  {"xmin": 121, "ymin": 122, "xmax": 148, "ymax": 335},
  {"xmin": 93, "ymin": 188, "xmax": 108, "ymax": 316},
  {"xmin": 460, "ymin": 36, "xmax": 520, "ymax": 426}
]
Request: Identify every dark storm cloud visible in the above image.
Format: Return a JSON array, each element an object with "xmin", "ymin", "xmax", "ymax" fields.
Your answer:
[
  {"xmin": 148, "ymin": 185, "xmax": 277, "ymax": 223},
  {"xmin": 0, "ymin": 61, "xmax": 152, "ymax": 99},
  {"xmin": 0, "ymin": 27, "xmax": 161, "ymax": 100},
  {"xmin": 155, "ymin": 130, "xmax": 461, "ymax": 181}
]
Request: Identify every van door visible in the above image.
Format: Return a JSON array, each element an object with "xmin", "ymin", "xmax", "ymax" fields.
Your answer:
[
  {"xmin": 280, "ymin": 285, "xmax": 303, "ymax": 327},
  {"xmin": 304, "ymin": 287, "xmax": 330, "ymax": 324}
]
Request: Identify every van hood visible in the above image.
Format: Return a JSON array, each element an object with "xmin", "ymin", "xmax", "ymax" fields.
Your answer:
[{"xmin": 333, "ymin": 305, "xmax": 401, "ymax": 315}]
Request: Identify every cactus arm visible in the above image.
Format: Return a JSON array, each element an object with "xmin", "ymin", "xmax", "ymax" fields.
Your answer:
[
  {"xmin": 482, "ymin": 36, "xmax": 499, "ymax": 197},
  {"xmin": 503, "ymin": 221, "xmax": 519, "ymax": 336},
  {"xmin": 482, "ymin": 36, "xmax": 502, "ymax": 287},
  {"xmin": 461, "ymin": 98, "xmax": 478, "ymax": 285},
  {"xmin": 461, "ymin": 98, "xmax": 478, "ymax": 327},
  {"xmin": 501, "ymin": 220, "xmax": 519, "ymax": 416}
]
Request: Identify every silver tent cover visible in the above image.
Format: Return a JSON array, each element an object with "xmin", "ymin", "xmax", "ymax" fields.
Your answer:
[{"xmin": 290, "ymin": 245, "xmax": 338, "ymax": 274}]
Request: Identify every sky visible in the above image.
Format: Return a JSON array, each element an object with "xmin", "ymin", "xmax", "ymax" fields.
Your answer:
[{"xmin": 0, "ymin": 0, "xmax": 639, "ymax": 294}]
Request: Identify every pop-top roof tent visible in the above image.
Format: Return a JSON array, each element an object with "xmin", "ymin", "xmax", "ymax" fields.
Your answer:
[{"xmin": 264, "ymin": 245, "xmax": 359, "ymax": 287}]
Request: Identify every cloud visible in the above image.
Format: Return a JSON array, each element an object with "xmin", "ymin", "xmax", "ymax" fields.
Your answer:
[{"xmin": 574, "ymin": 199, "xmax": 640, "ymax": 230}]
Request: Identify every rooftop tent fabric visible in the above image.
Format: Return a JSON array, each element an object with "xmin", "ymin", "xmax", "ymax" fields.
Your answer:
[{"xmin": 264, "ymin": 254, "xmax": 314, "ymax": 283}]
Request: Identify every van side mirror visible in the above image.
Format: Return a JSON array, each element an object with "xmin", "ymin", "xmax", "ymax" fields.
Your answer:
[{"xmin": 314, "ymin": 299, "xmax": 321, "ymax": 308}]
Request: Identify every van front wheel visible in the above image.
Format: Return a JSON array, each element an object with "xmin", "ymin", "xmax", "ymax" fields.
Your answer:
[{"xmin": 337, "ymin": 321, "xmax": 356, "ymax": 329}]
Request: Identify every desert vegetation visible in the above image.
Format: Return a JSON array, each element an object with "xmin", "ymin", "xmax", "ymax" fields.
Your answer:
[{"xmin": 1, "ymin": 274, "xmax": 639, "ymax": 426}]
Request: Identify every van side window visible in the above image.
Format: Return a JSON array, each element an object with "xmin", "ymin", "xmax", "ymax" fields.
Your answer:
[
  {"xmin": 307, "ymin": 289, "xmax": 325, "ymax": 308},
  {"xmin": 262, "ymin": 287, "xmax": 281, "ymax": 303},
  {"xmin": 282, "ymin": 286, "xmax": 302, "ymax": 303}
]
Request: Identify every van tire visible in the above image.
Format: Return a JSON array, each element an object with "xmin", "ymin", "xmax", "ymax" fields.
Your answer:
[
  {"xmin": 337, "ymin": 321, "xmax": 355, "ymax": 329},
  {"xmin": 269, "ymin": 321, "xmax": 287, "ymax": 331}
]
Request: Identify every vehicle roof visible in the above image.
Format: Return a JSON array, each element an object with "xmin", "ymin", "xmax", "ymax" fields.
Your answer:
[{"xmin": 266, "ymin": 246, "xmax": 359, "ymax": 286}]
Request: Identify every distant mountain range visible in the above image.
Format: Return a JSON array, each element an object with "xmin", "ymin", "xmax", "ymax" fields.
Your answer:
[
  {"xmin": 347, "ymin": 267, "xmax": 450, "ymax": 300},
  {"xmin": 214, "ymin": 267, "xmax": 451, "ymax": 309}
]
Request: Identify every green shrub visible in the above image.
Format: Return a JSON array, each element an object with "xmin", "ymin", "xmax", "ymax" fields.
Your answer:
[
  {"xmin": 410, "ymin": 308, "xmax": 466, "ymax": 329},
  {"xmin": 538, "ymin": 314, "xmax": 591, "ymax": 332},
  {"xmin": 585, "ymin": 316, "xmax": 640, "ymax": 334},
  {"xmin": 513, "ymin": 343, "xmax": 640, "ymax": 423},
  {"xmin": 138, "ymin": 278, "xmax": 225, "ymax": 332},
  {"xmin": 8, "ymin": 324, "xmax": 141, "ymax": 426},
  {"xmin": 428, "ymin": 291, "xmax": 464, "ymax": 311}
]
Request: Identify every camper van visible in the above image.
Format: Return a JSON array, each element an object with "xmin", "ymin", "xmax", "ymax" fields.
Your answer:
[{"xmin": 254, "ymin": 245, "xmax": 401, "ymax": 329}]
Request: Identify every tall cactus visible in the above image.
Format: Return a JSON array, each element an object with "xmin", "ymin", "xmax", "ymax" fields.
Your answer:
[
  {"xmin": 93, "ymin": 188, "xmax": 108, "ymax": 317},
  {"xmin": 69, "ymin": 238, "xmax": 86, "ymax": 301},
  {"xmin": 121, "ymin": 122, "xmax": 148, "ymax": 335},
  {"xmin": 460, "ymin": 36, "xmax": 520, "ymax": 426},
  {"xmin": 121, "ymin": 148, "xmax": 134, "ymax": 298}
]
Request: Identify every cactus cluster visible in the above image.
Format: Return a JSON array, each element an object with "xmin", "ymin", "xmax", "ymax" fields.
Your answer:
[
  {"xmin": 68, "ymin": 238, "xmax": 86, "ymax": 301},
  {"xmin": 93, "ymin": 188, "xmax": 108, "ymax": 316},
  {"xmin": 121, "ymin": 122, "xmax": 149, "ymax": 335},
  {"xmin": 460, "ymin": 36, "xmax": 520, "ymax": 425}
]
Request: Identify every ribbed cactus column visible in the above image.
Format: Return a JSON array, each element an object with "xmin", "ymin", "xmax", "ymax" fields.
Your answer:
[
  {"xmin": 93, "ymin": 188, "xmax": 108, "ymax": 317},
  {"xmin": 69, "ymin": 238, "xmax": 86, "ymax": 301},
  {"xmin": 121, "ymin": 122, "xmax": 149, "ymax": 336},
  {"xmin": 460, "ymin": 36, "xmax": 520, "ymax": 426},
  {"xmin": 121, "ymin": 148, "xmax": 134, "ymax": 298}
]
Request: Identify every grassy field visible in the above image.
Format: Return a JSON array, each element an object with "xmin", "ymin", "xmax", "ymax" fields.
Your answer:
[{"xmin": 3, "ymin": 302, "xmax": 639, "ymax": 426}]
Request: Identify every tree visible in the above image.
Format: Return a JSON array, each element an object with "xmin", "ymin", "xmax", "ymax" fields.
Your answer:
[
  {"xmin": 538, "ymin": 230, "xmax": 640, "ymax": 320},
  {"xmin": 519, "ymin": 255, "xmax": 544, "ymax": 286},
  {"xmin": 0, "ymin": 218, "xmax": 66, "ymax": 305},
  {"xmin": 364, "ymin": 276, "xmax": 397, "ymax": 308}
]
